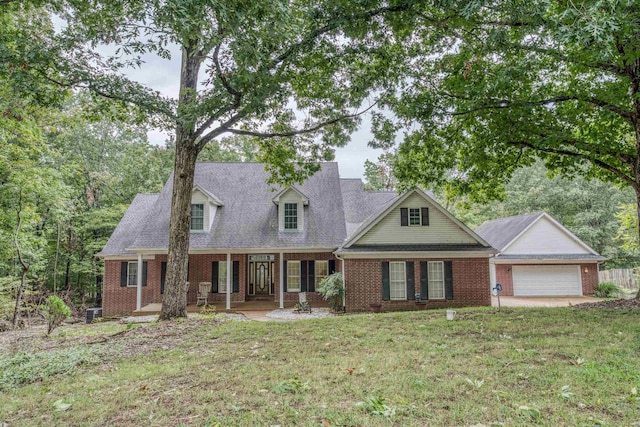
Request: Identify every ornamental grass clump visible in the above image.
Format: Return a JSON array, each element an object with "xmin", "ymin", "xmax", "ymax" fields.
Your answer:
[
  {"xmin": 594, "ymin": 282, "xmax": 622, "ymax": 299},
  {"xmin": 317, "ymin": 273, "xmax": 345, "ymax": 312}
]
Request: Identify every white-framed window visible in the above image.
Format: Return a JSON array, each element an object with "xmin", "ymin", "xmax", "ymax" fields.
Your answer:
[
  {"xmin": 315, "ymin": 260, "xmax": 328, "ymax": 288},
  {"xmin": 409, "ymin": 208, "xmax": 421, "ymax": 225},
  {"xmin": 284, "ymin": 203, "xmax": 298, "ymax": 230},
  {"xmin": 191, "ymin": 203, "xmax": 204, "ymax": 231},
  {"xmin": 127, "ymin": 262, "xmax": 138, "ymax": 287},
  {"xmin": 218, "ymin": 262, "xmax": 228, "ymax": 293},
  {"xmin": 428, "ymin": 261, "xmax": 445, "ymax": 299},
  {"xmin": 287, "ymin": 261, "xmax": 301, "ymax": 291},
  {"xmin": 389, "ymin": 261, "xmax": 406, "ymax": 300}
]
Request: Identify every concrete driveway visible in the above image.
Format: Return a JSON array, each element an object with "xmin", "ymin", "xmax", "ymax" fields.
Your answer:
[{"xmin": 491, "ymin": 296, "xmax": 602, "ymax": 307}]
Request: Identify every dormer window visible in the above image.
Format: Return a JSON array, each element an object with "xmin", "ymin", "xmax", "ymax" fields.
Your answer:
[
  {"xmin": 284, "ymin": 203, "xmax": 298, "ymax": 230},
  {"xmin": 191, "ymin": 204, "xmax": 204, "ymax": 231},
  {"xmin": 273, "ymin": 187, "xmax": 308, "ymax": 232}
]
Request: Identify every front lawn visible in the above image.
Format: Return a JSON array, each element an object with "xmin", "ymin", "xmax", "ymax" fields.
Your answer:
[{"xmin": 1, "ymin": 307, "xmax": 639, "ymax": 426}]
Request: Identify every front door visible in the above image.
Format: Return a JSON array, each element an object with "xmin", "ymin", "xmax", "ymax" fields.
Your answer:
[
  {"xmin": 255, "ymin": 262, "xmax": 271, "ymax": 295},
  {"xmin": 248, "ymin": 256, "xmax": 274, "ymax": 295}
]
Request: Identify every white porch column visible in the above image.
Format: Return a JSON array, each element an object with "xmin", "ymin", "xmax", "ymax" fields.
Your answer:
[
  {"xmin": 226, "ymin": 253, "xmax": 231, "ymax": 310},
  {"xmin": 279, "ymin": 252, "xmax": 284, "ymax": 309},
  {"xmin": 489, "ymin": 258, "xmax": 497, "ymax": 290},
  {"xmin": 136, "ymin": 253, "xmax": 143, "ymax": 311}
]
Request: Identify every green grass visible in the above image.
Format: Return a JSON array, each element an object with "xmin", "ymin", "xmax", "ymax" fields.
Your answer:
[{"xmin": 1, "ymin": 308, "xmax": 639, "ymax": 426}]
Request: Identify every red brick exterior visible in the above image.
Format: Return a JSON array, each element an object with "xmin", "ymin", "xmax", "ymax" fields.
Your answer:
[
  {"xmin": 344, "ymin": 257, "xmax": 491, "ymax": 312},
  {"xmin": 494, "ymin": 263, "xmax": 599, "ymax": 296},
  {"xmin": 495, "ymin": 264, "xmax": 514, "ymax": 296},
  {"xmin": 102, "ymin": 252, "xmax": 339, "ymax": 316}
]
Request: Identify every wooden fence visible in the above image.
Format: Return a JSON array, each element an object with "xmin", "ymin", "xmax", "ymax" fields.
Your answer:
[{"xmin": 598, "ymin": 269, "xmax": 640, "ymax": 290}]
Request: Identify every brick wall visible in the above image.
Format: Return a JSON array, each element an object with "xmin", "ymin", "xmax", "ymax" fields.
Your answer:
[
  {"xmin": 580, "ymin": 263, "xmax": 598, "ymax": 295},
  {"xmin": 495, "ymin": 264, "xmax": 514, "ymax": 296},
  {"xmin": 103, "ymin": 252, "xmax": 338, "ymax": 315},
  {"xmin": 344, "ymin": 257, "xmax": 491, "ymax": 312},
  {"xmin": 277, "ymin": 253, "xmax": 339, "ymax": 302},
  {"xmin": 103, "ymin": 259, "xmax": 159, "ymax": 316},
  {"xmin": 494, "ymin": 263, "xmax": 599, "ymax": 296}
]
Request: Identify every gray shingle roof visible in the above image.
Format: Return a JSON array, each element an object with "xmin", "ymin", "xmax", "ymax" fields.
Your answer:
[
  {"xmin": 97, "ymin": 194, "xmax": 159, "ymax": 256},
  {"xmin": 339, "ymin": 179, "xmax": 398, "ymax": 237},
  {"xmin": 495, "ymin": 254, "xmax": 606, "ymax": 261},
  {"xmin": 475, "ymin": 212, "xmax": 544, "ymax": 251},
  {"xmin": 120, "ymin": 162, "xmax": 347, "ymax": 252}
]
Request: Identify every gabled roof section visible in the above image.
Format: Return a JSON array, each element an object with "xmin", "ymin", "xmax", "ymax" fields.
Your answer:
[
  {"xmin": 475, "ymin": 211, "xmax": 600, "ymax": 255},
  {"xmin": 96, "ymin": 194, "xmax": 159, "ymax": 257},
  {"xmin": 475, "ymin": 212, "xmax": 543, "ymax": 251},
  {"xmin": 342, "ymin": 189, "xmax": 491, "ymax": 249},
  {"xmin": 193, "ymin": 184, "xmax": 223, "ymax": 206},
  {"xmin": 272, "ymin": 186, "xmax": 309, "ymax": 205}
]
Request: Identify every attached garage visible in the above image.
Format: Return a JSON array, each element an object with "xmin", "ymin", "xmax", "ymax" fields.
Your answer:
[
  {"xmin": 512, "ymin": 265, "xmax": 581, "ymax": 296},
  {"xmin": 476, "ymin": 212, "xmax": 606, "ymax": 297}
]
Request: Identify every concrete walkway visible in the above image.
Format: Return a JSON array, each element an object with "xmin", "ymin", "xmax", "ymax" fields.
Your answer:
[{"xmin": 492, "ymin": 296, "xmax": 602, "ymax": 307}]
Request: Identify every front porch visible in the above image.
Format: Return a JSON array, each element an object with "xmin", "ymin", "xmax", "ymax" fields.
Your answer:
[{"xmin": 132, "ymin": 300, "xmax": 329, "ymax": 316}]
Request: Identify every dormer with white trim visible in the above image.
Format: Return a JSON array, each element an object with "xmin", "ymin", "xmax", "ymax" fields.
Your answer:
[
  {"xmin": 273, "ymin": 187, "xmax": 309, "ymax": 232},
  {"xmin": 190, "ymin": 185, "xmax": 223, "ymax": 233}
]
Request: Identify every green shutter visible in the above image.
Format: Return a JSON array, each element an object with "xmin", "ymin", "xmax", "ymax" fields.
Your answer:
[
  {"xmin": 444, "ymin": 261, "xmax": 454, "ymax": 300},
  {"xmin": 406, "ymin": 262, "xmax": 415, "ymax": 300},
  {"xmin": 283, "ymin": 260, "xmax": 287, "ymax": 292},
  {"xmin": 400, "ymin": 208, "xmax": 408, "ymax": 226},
  {"xmin": 120, "ymin": 262, "xmax": 128, "ymax": 287},
  {"xmin": 421, "ymin": 207, "xmax": 429, "ymax": 226},
  {"xmin": 382, "ymin": 262, "xmax": 390, "ymax": 301},
  {"xmin": 328, "ymin": 259, "xmax": 336, "ymax": 274},
  {"xmin": 233, "ymin": 261, "xmax": 240, "ymax": 293},
  {"xmin": 301, "ymin": 261, "xmax": 308, "ymax": 292},
  {"xmin": 308, "ymin": 260, "xmax": 315, "ymax": 292},
  {"xmin": 142, "ymin": 262, "xmax": 148, "ymax": 286},
  {"xmin": 160, "ymin": 262, "xmax": 167, "ymax": 294},
  {"xmin": 420, "ymin": 261, "xmax": 428, "ymax": 299},
  {"xmin": 211, "ymin": 261, "xmax": 219, "ymax": 293}
]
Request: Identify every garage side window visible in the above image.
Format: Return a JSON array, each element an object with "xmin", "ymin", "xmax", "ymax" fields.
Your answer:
[{"xmin": 428, "ymin": 261, "xmax": 445, "ymax": 299}]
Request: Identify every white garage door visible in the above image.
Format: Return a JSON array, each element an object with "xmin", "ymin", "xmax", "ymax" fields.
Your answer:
[{"xmin": 512, "ymin": 265, "xmax": 582, "ymax": 296}]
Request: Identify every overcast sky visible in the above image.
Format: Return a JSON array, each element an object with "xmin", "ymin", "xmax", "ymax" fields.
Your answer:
[{"xmin": 128, "ymin": 49, "xmax": 383, "ymax": 179}]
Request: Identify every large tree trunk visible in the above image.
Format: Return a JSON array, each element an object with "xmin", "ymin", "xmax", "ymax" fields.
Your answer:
[{"xmin": 159, "ymin": 44, "xmax": 203, "ymax": 320}]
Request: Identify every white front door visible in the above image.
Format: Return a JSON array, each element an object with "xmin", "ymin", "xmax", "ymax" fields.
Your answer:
[{"xmin": 512, "ymin": 265, "xmax": 582, "ymax": 296}]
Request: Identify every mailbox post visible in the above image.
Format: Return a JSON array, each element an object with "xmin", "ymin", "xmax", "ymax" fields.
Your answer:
[{"xmin": 493, "ymin": 283, "xmax": 503, "ymax": 311}]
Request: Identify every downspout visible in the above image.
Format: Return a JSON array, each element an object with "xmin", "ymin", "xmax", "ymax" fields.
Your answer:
[
  {"xmin": 335, "ymin": 252, "xmax": 346, "ymax": 309},
  {"xmin": 136, "ymin": 253, "xmax": 143, "ymax": 311},
  {"xmin": 226, "ymin": 253, "xmax": 231, "ymax": 310}
]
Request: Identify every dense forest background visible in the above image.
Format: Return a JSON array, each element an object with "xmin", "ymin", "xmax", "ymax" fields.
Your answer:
[{"xmin": 2, "ymin": 91, "xmax": 638, "ymax": 321}]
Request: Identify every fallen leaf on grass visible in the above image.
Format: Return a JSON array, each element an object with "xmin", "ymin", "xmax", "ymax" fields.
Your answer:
[{"xmin": 53, "ymin": 400, "xmax": 71, "ymax": 412}]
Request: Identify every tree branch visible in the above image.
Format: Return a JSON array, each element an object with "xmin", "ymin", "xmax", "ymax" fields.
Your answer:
[
  {"xmin": 511, "ymin": 140, "xmax": 634, "ymax": 185},
  {"xmin": 451, "ymin": 95, "xmax": 634, "ymax": 124},
  {"xmin": 225, "ymin": 102, "xmax": 378, "ymax": 138}
]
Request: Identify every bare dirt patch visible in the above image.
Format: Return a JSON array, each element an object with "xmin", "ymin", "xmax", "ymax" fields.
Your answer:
[{"xmin": 574, "ymin": 298, "xmax": 640, "ymax": 309}]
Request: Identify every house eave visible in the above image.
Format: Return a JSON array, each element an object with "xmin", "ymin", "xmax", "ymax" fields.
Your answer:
[{"xmin": 335, "ymin": 251, "xmax": 496, "ymax": 259}]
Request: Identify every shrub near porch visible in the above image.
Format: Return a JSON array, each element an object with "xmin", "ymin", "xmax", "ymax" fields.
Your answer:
[{"xmin": 1, "ymin": 308, "xmax": 639, "ymax": 425}]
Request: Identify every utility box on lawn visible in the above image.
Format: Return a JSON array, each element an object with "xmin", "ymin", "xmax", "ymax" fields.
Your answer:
[{"xmin": 86, "ymin": 307, "xmax": 103, "ymax": 324}]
